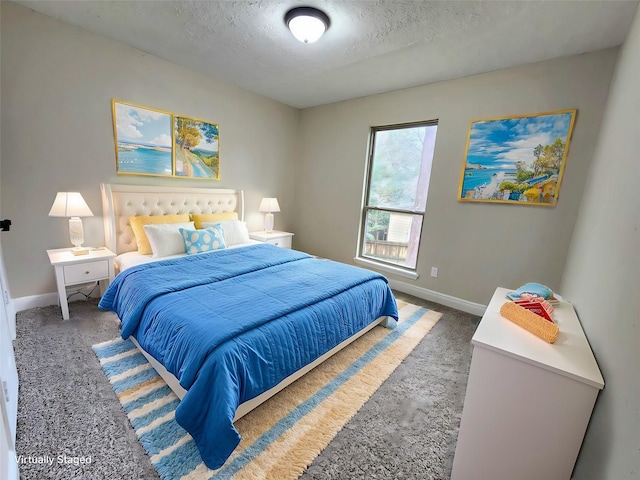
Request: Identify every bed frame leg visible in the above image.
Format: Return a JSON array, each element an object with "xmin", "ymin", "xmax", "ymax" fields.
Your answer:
[{"xmin": 380, "ymin": 316, "xmax": 397, "ymax": 329}]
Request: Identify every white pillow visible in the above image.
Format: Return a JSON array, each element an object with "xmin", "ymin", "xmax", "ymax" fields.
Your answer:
[
  {"xmin": 143, "ymin": 221, "xmax": 195, "ymax": 258},
  {"xmin": 201, "ymin": 220, "xmax": 250, "ymax": 246}
]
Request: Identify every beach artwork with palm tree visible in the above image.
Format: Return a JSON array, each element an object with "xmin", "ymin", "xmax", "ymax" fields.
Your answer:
[
  {"xmin": 174, "ymin": 116, "xmax": 220, "ymax": 180},
  {"xmin": 458, "ymin": 109, "xmax": 576, "ymax": 206}
]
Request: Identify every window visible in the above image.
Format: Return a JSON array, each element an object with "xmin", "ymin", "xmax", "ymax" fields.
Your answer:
[{"xmin": 359, "ymin": 120, "xmax": 438, "ymax": 272}]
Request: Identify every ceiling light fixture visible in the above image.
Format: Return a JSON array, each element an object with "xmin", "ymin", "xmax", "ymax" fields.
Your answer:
[{"xmin": 285, "ymin": 6, "xmax": 330, "ymax": 44}]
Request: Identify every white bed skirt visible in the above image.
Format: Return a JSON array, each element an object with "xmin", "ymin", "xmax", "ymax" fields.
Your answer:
[{"xmin": 130, "ymin": 315, "xmax": 391, "ymax": 421}]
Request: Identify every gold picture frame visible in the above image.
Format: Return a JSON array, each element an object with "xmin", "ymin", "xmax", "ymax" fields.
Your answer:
[
  {"xmin": 111, "ymin": 100, "xmax": 220, "ymax": 180},
  {"xmin": 112, "ymin": 100, "xmax": 174, "ymax": 177},
  {"xmin": 458, "ymin": 109, "xmax": 576, "ymax": 206},
  {"xmin": 174, "ymin": 116, "xmax": 220, "ymax": 180}
]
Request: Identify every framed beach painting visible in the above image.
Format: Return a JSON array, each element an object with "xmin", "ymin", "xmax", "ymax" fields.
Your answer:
[
  {"xmin": 112, "ymin": 100, "xmax": 174, "ymax": 177},
  {"xmin": 457, "ymin": 109, "xmax": 576, "ymax": 206},
  {"xmin": 174, "ymin": 116, "xmax": 220, "ymax": 180}
]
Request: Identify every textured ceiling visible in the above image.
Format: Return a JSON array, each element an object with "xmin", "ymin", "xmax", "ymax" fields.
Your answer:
[{"xmin": 14, "ymin": 0, "xmax": 639, "ymax": 108}]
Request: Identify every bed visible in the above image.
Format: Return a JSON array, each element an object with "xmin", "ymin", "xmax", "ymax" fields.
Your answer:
[{"xmin": 98, "ymin": 183, "xmax": 398, "ymax": 469}]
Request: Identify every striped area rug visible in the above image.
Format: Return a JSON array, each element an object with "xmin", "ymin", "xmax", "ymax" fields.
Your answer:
[{"xmin": 92, "ymin": 301, "xmax": 441, "ymax": 480}]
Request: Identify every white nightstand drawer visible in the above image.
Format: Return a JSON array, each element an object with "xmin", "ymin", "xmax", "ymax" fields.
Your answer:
[
  {"xmin": 63, "ymin": 260, "xmax": 109, "ymax": 284},
  {"xmin": 265, "ymin": 236, "xmax": 292, "ymax": 248}
]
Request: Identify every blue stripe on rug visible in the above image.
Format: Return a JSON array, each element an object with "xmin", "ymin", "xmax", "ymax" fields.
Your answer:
[
  {"xmin": 101, "ymin": 351, "xmax": 149, "ymax": 376},
  {"xmin": 123, "ymin": 384, "xmax": 174, "ymax": 412},
  {"xmin": 93, "ymin": 338, "xmax": 137, "ymax": 358},
  {"xmin": 111, "ymin": 367, "xmax": 159, "ymax": 394},
  {"xmin": 130, "ymin": 398, "xmax": 181, "ymax": 431},
  {"xmin": 139, "ymin": 418, "xmax": 191, "ymax": 455},
  {"xmin": 154, "ymin": 438, "xmax": 204, "ymax": 479},
  {"xmin": 215, "ymin": 307, "xmax": 428, "ymax": 478}
]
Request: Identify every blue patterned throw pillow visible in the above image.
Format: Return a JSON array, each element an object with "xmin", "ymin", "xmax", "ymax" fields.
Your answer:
[{"xmin": 179, "ymin": 225, "xmax": 226, "ymax": 255}]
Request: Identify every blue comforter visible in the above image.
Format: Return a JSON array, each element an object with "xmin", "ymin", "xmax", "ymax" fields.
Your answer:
[{"xmin": 99, "ymin": 244, "xmax": 397, "ymax": 469}]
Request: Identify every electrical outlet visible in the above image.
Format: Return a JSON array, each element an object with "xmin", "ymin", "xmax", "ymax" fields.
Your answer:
[{"xmin": 430, "ymin": 266, "xmax": 438, "ymax": 278}]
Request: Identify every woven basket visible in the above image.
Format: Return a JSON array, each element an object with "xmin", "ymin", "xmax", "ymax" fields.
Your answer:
[{"xmin": 500, "ymin": 302, "xmax": 559, "ymax": 344}]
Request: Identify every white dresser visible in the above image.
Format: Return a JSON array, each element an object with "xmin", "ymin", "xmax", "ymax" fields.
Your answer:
[{"xmin": 451, "ymin": 287, "xmax": 604, "ymax": 480}]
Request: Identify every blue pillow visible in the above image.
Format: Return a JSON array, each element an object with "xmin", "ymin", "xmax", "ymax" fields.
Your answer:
[{"xmin": 179, "ymin": 225, "xmax": 226, "ymax": 255}]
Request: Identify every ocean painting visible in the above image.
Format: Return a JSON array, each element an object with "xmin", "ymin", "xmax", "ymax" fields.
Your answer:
[
  {"xmin": 458, "ymin": 109, "xmax": 576, "ymax": 206},
  {"xmin": 113, "ymin": 101, "xmax": 173, "ymax": 176}
]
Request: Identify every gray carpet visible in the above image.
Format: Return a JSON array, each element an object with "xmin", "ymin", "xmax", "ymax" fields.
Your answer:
[{"xmin": 13, "ymin": 291, "xmax": 479, "ymax": 480}]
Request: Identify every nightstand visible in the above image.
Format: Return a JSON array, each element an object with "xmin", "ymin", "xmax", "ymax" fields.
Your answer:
[
  {"xmin": 47, "ymin": 247, "xmax": 116, "ymax": 320},
  {"xmin": 249, "ymin": 231, "xmax": 294, "ymax": 249}
]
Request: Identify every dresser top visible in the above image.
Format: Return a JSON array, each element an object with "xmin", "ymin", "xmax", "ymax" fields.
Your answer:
[{"xmin": 472, "ymin": 287, "xmax": 604, "ymax": 389}]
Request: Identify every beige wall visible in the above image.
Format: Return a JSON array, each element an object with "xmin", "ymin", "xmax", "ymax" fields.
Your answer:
[
  {"xmin": 295, "ymin": 49, "xmax": 618, "ymax": 305},
  {"xmin": 561, "ymin": 5, "xmax": 640, "ymax": 478},
  {"xmin": 0, "ymin": 2, "xmax": 299, "ymax": 298}
]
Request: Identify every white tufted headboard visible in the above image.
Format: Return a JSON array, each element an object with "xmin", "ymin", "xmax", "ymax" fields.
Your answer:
[{"xmin": 100, "ymin": 183, "xmax": 244, "ymax": 255}]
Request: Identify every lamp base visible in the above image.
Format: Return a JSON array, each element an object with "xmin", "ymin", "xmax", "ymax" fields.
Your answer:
[
  {"xmin": 264, "ymin": 213, "xmax": 274, "ymax": 233},
  {"xmin": 68, "ymin": 217, "xmax": 87, "ymax": 253}
]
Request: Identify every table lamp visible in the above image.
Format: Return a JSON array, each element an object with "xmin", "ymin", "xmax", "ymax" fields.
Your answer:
[
  {"xmin": 48, "ymin": 192, "xmax": 94, "ymax": 255},
  {"xmin": 259, "ymin": 197, "xmax": 280, "ymax": 233}
]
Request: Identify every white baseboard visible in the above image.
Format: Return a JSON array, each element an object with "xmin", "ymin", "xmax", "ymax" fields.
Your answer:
[
  {"xmin": 14, "ymin": 282, "xmax": 103, "ymax": 314},
  {"xmin": 388, "ymin": 279, "xmax": 486, "ymax": 316},
  {"xmin": 13, "ymin": 293, "xmax": 59, "ymax": 313}
]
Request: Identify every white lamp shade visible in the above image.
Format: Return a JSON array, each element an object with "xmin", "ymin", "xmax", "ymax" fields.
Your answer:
[
  {"xmin": 48, "ymin": 192, "xmax": 93, "ymax": 217},
  {"xmin": 259, "ymin": 198, "xmax": 280, "ymax": 213},
  {"xmin": 288, "ymin": 15, "xmax": 326, "ymax": 43}
]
